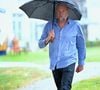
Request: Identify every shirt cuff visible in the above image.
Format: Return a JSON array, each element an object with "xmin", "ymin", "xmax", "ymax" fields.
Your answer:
[
  {"xmin": 39, "ymin": 39, "xmax": 46, "ymax": 48},
  {"xmin": 78, "ymin": 59, "xmax": 85, "ymax": 66}
]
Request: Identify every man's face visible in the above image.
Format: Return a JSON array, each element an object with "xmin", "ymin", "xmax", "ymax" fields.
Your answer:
[{"xmin": 56, "ymin": 4, "xmax": 69, "ymax": 21}]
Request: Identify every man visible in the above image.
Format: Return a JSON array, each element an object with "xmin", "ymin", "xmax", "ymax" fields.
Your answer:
[{"xmin": 38, "ymin": 3, "xmax": 86, "ymax": 90}]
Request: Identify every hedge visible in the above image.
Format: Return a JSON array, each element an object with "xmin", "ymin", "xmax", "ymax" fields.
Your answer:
[{"xmin": 86, "ymin": 41, "xmax": 100, "ymax": 47}]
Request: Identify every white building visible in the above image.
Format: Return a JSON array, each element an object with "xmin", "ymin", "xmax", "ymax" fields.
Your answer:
[
  {"xmin": 0, "ymin": 0, "xmax": 100, "ymax": 51},
  {"xmin": 0, "ymin": 0, "xmax": 46, "ymax": 51},
  {"xmin": 87, "ymin": 0, "xmax": 100, "ymax": 41}
]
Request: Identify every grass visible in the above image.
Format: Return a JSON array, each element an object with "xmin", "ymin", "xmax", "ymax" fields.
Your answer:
[
  {"xmin": 0, "ymin": 46, "xmax": 100, "ymax": 63},
  {"xmin": 0, "ymin": 46, "xmax": 100, "ymax": 90},
  {"xmin": 72, "ymin": 77, "xmax": 100, "ymax": 90},
  {"xmin": 0, "ymin": 49, "xmax": 49, "ymax": 64},
  {"xmin": 86, "ymin": 46, "xmax": 100, "ymax": 62},
  {"xmin": 0, "ymin": 67, "xmax": 50, "ymax": 90}
]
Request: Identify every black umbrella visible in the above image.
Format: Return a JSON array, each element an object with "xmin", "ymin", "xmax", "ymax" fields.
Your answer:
[{"xmin": 19, "ymin": 0, "xmax": 82, "ymax": 21}]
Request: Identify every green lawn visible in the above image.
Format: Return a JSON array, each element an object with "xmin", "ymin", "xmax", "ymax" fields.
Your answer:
[
  {"xmin": 72, "ymin": 77, "xmax": 100, "ymax": 90},
  {"xmin": 0, "ymin": 49, "xmax": 49, "ymax": 64},
  {"xmin": 0, "ymin": 46, "xmax": 100, "ymax": 63},
  {"xmin": 0, "ymin": 67, "xmax": 50, "ymax": 90},
  {"xmin": 86, "ymin": 46, "xmax": 100, "ymax": 62},
  {"xmin": 0, "ymin": 47, "xmax": 100, "ymax": 90}
]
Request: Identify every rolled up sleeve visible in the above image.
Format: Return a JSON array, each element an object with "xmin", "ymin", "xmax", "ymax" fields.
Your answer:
[{"xmin": 38, "ymin": 23, "xmax": 49, "ymax": 48}]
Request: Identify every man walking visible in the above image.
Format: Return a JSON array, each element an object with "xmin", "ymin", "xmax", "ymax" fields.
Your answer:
[{"xmin": 38, "ymin": 3, "xmax": 86, "ymax": 90}]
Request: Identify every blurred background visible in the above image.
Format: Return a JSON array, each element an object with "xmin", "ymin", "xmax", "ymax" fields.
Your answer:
[
  {"xmin": 0, "ymin": 0, "xmax": 100, "ymax": 90},
  {"xmin": 0, "ymin": 0, "xmax": 100, "ymax": 54}
]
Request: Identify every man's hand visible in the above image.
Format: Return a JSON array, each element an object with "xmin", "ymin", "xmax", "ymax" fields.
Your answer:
[
  {"xmin": 45, "ymin": 30, "xmax": 55, "ymax": 44},
  {"xmin": 76, "ymin": 65, "xmax": 84, "ymax": 73}
]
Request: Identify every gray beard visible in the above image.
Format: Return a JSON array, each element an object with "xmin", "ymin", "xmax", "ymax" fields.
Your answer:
[
  {"xmin": 58, "ymin": 17, "xmax": 68, "ymax": 22},
  {"xmin": 60, "ymin": 18, "xmax": 66, "ymax": 22}
]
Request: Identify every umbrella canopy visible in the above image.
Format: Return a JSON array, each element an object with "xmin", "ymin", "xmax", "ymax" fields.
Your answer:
[{"xmin": 19, "ymin": 0, "xmax": 82, "ymax": 21}]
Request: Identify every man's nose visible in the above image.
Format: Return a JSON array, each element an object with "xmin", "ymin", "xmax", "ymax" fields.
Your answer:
[{"xmin": 59, "ymin": 10, "xmax": 63, "ymax": 13}]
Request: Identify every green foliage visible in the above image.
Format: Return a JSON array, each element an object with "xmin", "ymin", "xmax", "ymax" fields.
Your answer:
[
  {"xmin": 72, "ymin": 77, "xmax": 100, "ymax": 90},
  {"xmin": 0, "ymin": 49, "xmax": 49, "ymax": 64},
  {"xmin": 0, "ymin": 46, "xmax": 100, "ymax": 62},
  {"xmin": 86, "ymin": 41, "xmax": 100, "ymax": 47},
  {"xmin": 0, "ymin": 68, "xmax": 50, "ymax": 90},
  {"xmin": 86, "ymin": 46, "xmax": 100, "ymax": 62}
]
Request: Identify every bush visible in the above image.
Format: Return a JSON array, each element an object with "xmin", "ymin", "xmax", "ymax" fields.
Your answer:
[{"xmin": 86, "ymin": 41, "xmax": 100, "ymax": 47}]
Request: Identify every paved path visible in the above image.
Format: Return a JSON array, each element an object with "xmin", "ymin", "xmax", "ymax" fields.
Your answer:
[
  {"xmin": 0, "ymin": 62, "xmax": 49, "ymax": 71},
  {"xmin": 0, "ymin": 62, "xmax": 100, "ymax": 90},
  {"xmin": 17, "ymin": 62, "xmax": 100, "ymax": 90}
]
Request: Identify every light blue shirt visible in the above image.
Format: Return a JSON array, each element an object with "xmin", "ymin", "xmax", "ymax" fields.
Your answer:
[{"xmin": 38, "ymin": 19, "xmax": 86, "ymax": 70}]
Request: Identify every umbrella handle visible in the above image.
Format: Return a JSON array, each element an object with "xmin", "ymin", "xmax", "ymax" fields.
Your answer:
[{"xmin": 52, "ymin": 1, "xmax": 55, "ymax": 29}]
